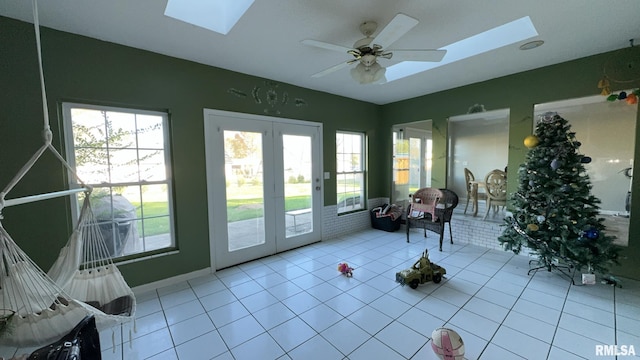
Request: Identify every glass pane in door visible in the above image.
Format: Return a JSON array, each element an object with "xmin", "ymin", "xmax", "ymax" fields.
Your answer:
[
  {"xmin": 223, "ymin": 130, "xmax": 265, "ymax": 251},
  {"xmin": 425, "ymin": 139, "xmax": 433, "ymax": 188},
  {"xmin": 392, "ymin": 133, "xmax": 409, "ymax": 206},
  {"xmin": 409, "ymin": 137, "xmax": 422, "ymax": 194},
  {"xmin": 283, "ymin": 134, "xmax": 313, "ymax": 237}
]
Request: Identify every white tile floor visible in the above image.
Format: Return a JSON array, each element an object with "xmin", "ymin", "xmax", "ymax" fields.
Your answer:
[
  {"xmin": 59, "ymin": 229, "xmax": 640, "ymax": 359},
  {"xmin": 91, "ymin": 229, "xmax": 640, "ymax": 360}
]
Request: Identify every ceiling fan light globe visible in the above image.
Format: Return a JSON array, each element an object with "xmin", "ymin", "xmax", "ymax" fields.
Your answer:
[
  {"xmin": 351, "ymin": 63, "xmax": 386, "ymax": 84},
  {"xmin": 373, "ymin": 66, "xmax": 387, "ymax": 84},
  {"xmin": 361, "ymin": 54, "xmax": 377, "ymax": 66}
]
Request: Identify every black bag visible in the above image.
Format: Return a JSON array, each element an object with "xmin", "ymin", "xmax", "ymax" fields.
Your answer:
[{"xmin": 28, "ymin": 315, "xmax": 101, "ymax": 360}]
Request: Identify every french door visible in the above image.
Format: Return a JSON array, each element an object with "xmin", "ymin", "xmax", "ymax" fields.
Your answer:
[
  {"xmin": 204, "ymin": 109, "xmax": 322, "ymax": 270},
  {"xmin": 392, "ymin": 125, "xmax": 432, "ymax": 205}
]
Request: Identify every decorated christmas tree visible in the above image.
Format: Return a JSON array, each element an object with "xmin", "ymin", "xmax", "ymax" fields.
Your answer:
[{"xmin": 499, "ymin": 112, "xmax": 619, "ymax": 275}]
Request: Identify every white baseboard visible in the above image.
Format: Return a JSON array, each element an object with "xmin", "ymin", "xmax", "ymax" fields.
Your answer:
[{"xmin": 132, "ymin": 267, "xmax": 212, "ymax": 295}]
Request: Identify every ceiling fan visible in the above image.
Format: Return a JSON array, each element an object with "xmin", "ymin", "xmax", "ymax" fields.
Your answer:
[{"xmin": 302, "ymin": 13, "xmax": 447, "ymax": 84}]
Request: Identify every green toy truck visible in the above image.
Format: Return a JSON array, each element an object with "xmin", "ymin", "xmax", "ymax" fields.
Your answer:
[{"xmin": 396, "ymin": 250, "xmax": 446, "ymax": 289}]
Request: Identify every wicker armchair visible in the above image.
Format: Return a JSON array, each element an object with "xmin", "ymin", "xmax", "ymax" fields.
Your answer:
[{"xmin": 406, "ymin": 188, "xmax": 459, "ymax": 251}]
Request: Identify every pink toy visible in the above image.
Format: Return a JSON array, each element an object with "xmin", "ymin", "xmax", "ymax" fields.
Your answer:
[{"xmin": 337, "ymin": 262, "xmax": 354, "ymax": 277}]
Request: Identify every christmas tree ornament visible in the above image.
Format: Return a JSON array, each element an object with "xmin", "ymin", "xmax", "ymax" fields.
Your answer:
[
  {"xmin": 536, "ymin": 215, "xmax": 545, "ymax": 223},
  {"xmin": 528, "ymin": 180, "xmax": 535, "ymax": 187},
  {"xmin": 527, "ymin": 224, "xmax": 539, "ymax": 231},
  {"xmin": 524, "ymin": 135, "xmax": 539, "ymax": 149},
  {"xmin": 580, "ymin": 156, "xmax": 592, "ymax": 163},
  {"xmin": 550, "ymin": 158, "xmax": 560, "ymax": 170},
  {"xmin": 586, "ymin": 228, "xmax": 599, "ymax": 240},
  {"xmin": 617, "ymin": 91, "xmax": 627, "ymax": 100},
  {"xmin": 606, "ymin": 94, "xmax": 619, "ymax": 102},
  {"xmin": 626, "ymin": 93, "xmax": 638, "ymax": 105}
]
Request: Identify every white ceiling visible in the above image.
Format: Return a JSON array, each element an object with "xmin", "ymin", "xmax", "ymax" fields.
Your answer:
[{"xmin": 1, "ymin": 0, "xmax": 639, "ymax": 105}]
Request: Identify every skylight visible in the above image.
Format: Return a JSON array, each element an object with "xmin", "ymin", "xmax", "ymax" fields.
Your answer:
[
  {"xmin": 164, "ymin": 0, "xmax": 255, "ymax": 35},
  {"xmin": 385, "ymin": 16, "xmax": 539, "ymax": 82}
]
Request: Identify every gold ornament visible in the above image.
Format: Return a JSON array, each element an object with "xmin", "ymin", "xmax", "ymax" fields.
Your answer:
[
  {"xmin": 524, "ymin": 135, "xmax": 540, "ymax": 149},
  {"xmin": 527, "ymin": 224, "xmax": 539, "ymax": 231}
]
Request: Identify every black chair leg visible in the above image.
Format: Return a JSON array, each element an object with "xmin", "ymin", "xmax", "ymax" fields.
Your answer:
[
  {"xmin": 406, "ymin": 223, "xmax": 410, "ymax": 243},
  {"xmin": 448, "ymin": 222, "xmax": 453, "ymax": 244}
]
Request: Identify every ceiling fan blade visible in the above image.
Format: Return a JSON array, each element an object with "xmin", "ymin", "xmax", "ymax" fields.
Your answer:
[
  {"xmin": 302, "ymin": 39, "xmax": 353, "ymax": 54},
  {"xmin": 390, "ymin": 49, "xmax": 447, "ymax": 62},
  {"xmin": 311, "ymin": 61, "xmax": 351, "ymax": 78},
  {"xmin": 370, "ymin": 13, "xmax": 419, "ymax": 50}
]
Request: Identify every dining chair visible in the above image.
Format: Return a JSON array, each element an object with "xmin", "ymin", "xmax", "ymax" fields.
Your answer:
[
  {"xmin": 483, "ymin": 169, "xmax": 507, "ymax": 220},
  {"xmin": 463, "ymin": 168, "xmax": 486, "ymax": 216}
]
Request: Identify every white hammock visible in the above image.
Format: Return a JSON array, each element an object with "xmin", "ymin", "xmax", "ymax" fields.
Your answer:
[
  {"xmin": 0, "ymin": 196, "xmax": 136, "ymax": 348},
  {"xmin": 0, "ymin": 223, "xmax": 88, "ymax": 347},
  {"xmin": 0, "ymin": 0, "xmax": 135, "ymax": 347},
  {"xmin": 48, "ymin": 195, "xmax": 136, "ymax": 327}
]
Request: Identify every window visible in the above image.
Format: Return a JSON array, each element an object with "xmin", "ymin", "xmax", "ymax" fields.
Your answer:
[
  {"xmin": 62, "ymin": 103, "xmax": 175, "ymax": 258},
  {"xmin": 336, "ymin": 131, "xmax": 365, "ymax": 214}
]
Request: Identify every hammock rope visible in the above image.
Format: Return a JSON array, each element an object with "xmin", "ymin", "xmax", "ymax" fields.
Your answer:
[
  {"xmin": 0, "ymin": 0, "xmax": 136, "ymax": 348},
  {"xmin": 0, "ymin": 0, "xmax": 89, "ymax": 218}
]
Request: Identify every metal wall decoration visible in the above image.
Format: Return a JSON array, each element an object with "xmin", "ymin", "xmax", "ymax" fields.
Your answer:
[{"xmin": 228, "ymin": 81, "xmax": 307, "ymax": 115}]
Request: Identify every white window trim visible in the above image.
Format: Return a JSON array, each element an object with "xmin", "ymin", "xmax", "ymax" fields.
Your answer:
[
  {"xmin": 336, "ymin": 131, "xmax": 366, "ymax": 214},
  {"xmin": 61, "ymin": 102, "xmax": 175, "ymax": 258}
]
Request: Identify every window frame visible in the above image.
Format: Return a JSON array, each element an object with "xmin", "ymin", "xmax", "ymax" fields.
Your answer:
[
  {"xmin": 61, "ymin": 102, "xmax": 176, "ymax": 260},
  {"xmin": 336, "ymin": 131, "xmax": 366, "ymax": 214}
]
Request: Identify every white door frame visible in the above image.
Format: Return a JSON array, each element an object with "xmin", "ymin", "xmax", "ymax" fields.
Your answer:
[{"xmin": 203, "ymin": 109, "xmax": 323, "ymax": 271}]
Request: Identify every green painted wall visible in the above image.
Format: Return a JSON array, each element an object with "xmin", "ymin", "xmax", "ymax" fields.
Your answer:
[
  {"xmin": 0, "ymin": 17, "xmax": 384, "ymax": 286},
  {"xmin": 382, "ymin": 47, "xmax": 640, "ymax": 280}
]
